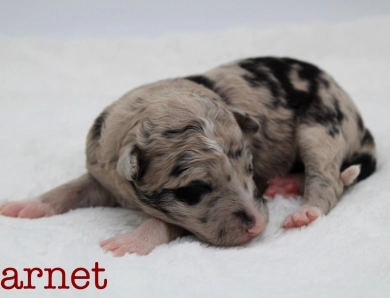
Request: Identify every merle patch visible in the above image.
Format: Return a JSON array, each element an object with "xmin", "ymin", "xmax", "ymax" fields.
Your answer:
[{"xmin": 240, "ymin": 57, "xmax": 322, "ymax": 112}]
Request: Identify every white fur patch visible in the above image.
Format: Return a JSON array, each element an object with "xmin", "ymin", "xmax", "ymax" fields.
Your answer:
[{"xmin": 340, "ymin": 165, "xmax": 361, "ymax": 186}]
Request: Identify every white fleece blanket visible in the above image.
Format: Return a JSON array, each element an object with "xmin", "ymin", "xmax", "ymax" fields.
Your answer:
[{"xmin": 1, "ymin": 16, "xmax": 390, "ymax": 298}]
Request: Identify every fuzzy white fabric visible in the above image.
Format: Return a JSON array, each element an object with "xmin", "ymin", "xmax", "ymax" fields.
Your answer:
[{"xmin": 1, "ymin": 16, "xmax": 390, "ymax": 298}]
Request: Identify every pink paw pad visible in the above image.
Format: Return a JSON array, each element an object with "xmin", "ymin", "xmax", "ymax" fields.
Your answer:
[
  {"xmin": 264, "ymin": 176, "xmax": 302, "ymax": 199},
  {"xmin": 282, "ymin": 206, "xmax": 323, "ymax": 228},
  {"xmin": 0, "ymin": 200, "xmax": 55, "ymax": 219}
]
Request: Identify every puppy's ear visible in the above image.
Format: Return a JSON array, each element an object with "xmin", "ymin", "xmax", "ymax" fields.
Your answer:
[
  {"xmin": 116, "ymin": 143, "xmax": 140, "ymax": 181},
  {"xmin": 231, "ymin": 110, "xmax": 259, "ymax": 135}
]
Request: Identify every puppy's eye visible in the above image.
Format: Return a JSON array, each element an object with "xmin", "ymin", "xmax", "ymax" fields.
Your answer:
[{"xmin": 172, "ymin": 181, "xmax": 212, "ymax": 205}]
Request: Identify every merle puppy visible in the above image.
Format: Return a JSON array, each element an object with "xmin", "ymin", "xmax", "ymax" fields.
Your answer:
[{"xmin": 0, "ymin": 57, "xmax": 376, "ymax": 256}]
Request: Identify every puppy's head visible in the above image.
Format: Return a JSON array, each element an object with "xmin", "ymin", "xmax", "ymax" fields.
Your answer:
[{"xmin": 117, "ymin": 93, "xmax": 268, "ymax": 246}]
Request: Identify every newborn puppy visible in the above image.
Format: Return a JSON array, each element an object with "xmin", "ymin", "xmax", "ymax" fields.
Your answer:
[{"xmin": 0, "ymin": 57, "xmax": 376, "ymax": 256}]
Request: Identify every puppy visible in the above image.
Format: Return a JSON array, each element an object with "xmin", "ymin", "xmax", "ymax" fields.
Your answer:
[{"xmin": 0, "ymin": 57, "xmax": 376, "ymax": 256}]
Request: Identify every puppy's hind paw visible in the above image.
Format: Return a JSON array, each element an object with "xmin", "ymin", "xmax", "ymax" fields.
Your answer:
[
  {"xmin": 0, "ymin": 200, "xmax": 56, "ymax": 219},
  {"xmin": 282, "ymin": 206, "xmax": 323, "ymax": 228}
]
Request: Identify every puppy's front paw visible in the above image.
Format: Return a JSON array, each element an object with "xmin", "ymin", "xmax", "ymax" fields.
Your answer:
[
  {"xmin": 0, "ymin": 200, "xmax": 56, "ymax": 218},
  {"xmin": 282, "ymin": 206, "xmax": 323, "ymax": 228},
  {"xmin": 100, "ymin": 218, "xmax": 176, "ymax": 257},
  {"xmin": 100, "ymin": 233, "xmax": 154, "ymax": 257}
]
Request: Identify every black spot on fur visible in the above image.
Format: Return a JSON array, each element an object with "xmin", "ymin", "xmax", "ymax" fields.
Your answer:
[
  {"xmin": 240, "ymin": 61, "xmax": 282, "ymax": 108},
  {"xmin": 354, "ymin": 154, "xmax": 376, "ymax": 181},
  {"xmin": 243, "ymin": 182, "xmax": 248, "ymax": 191},
  {"xmin": 185, "ymin": 75, "xmax": 215, "ymax": 90},
  {"xmin": 173, "ymin": 181, "xmax": 212, "ymax": 205},
  {"xmin": 184, "ymin": 75, "xmax": 230, "ymax": 103},
  {"xmin": 341, "ymin": 153, "xmax": 376, "ymax": 182},
  {"xmin": 242, "ymin": 72, "xmax": 281, "ymax": 103},
  {"xmin": 308, "ymin": 111, "xmax": 340, "ymax": 136},
  {"xmin": 240, "ymin": 57, "xmax": 321, "ymax": 112},
  {"xmin": 227, "ymin": 175, "xmax": 232, "ymax": 182},
  {"xmin": 302, "ymin": 96, "xmax": 345, "ymax": 137},
  {"xmin": 233, "ymin": 210, "xmax": 255, "ymax": 226},
  {"xmin": 91, "ymin": 111, "xmax": 107, "ymax": 141},
  {"xmin": 240, "ymin": 57, "xmax": 345, "ymax": 138}
]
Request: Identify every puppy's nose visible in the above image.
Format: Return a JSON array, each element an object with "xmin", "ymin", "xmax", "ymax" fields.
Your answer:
[{"xmin": 246, "ymin": 220, "xmax": 265, "ymax": 237}]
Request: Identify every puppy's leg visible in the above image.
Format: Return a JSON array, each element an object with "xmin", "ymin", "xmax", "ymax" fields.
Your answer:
[
  {"xmin": 100, "ymin": 218, "xmax": 184, "ymax": 256},
  {"xmin": 283, "ymin": 125, "xmax": 346, "ymax": 228},
  {"xmin": 0, "ymin": 173, "xmax": 117, "ymax": 218},
  {"xmin": 265, "ymin": 165, "xmax": 361, "ymax": 199}
]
